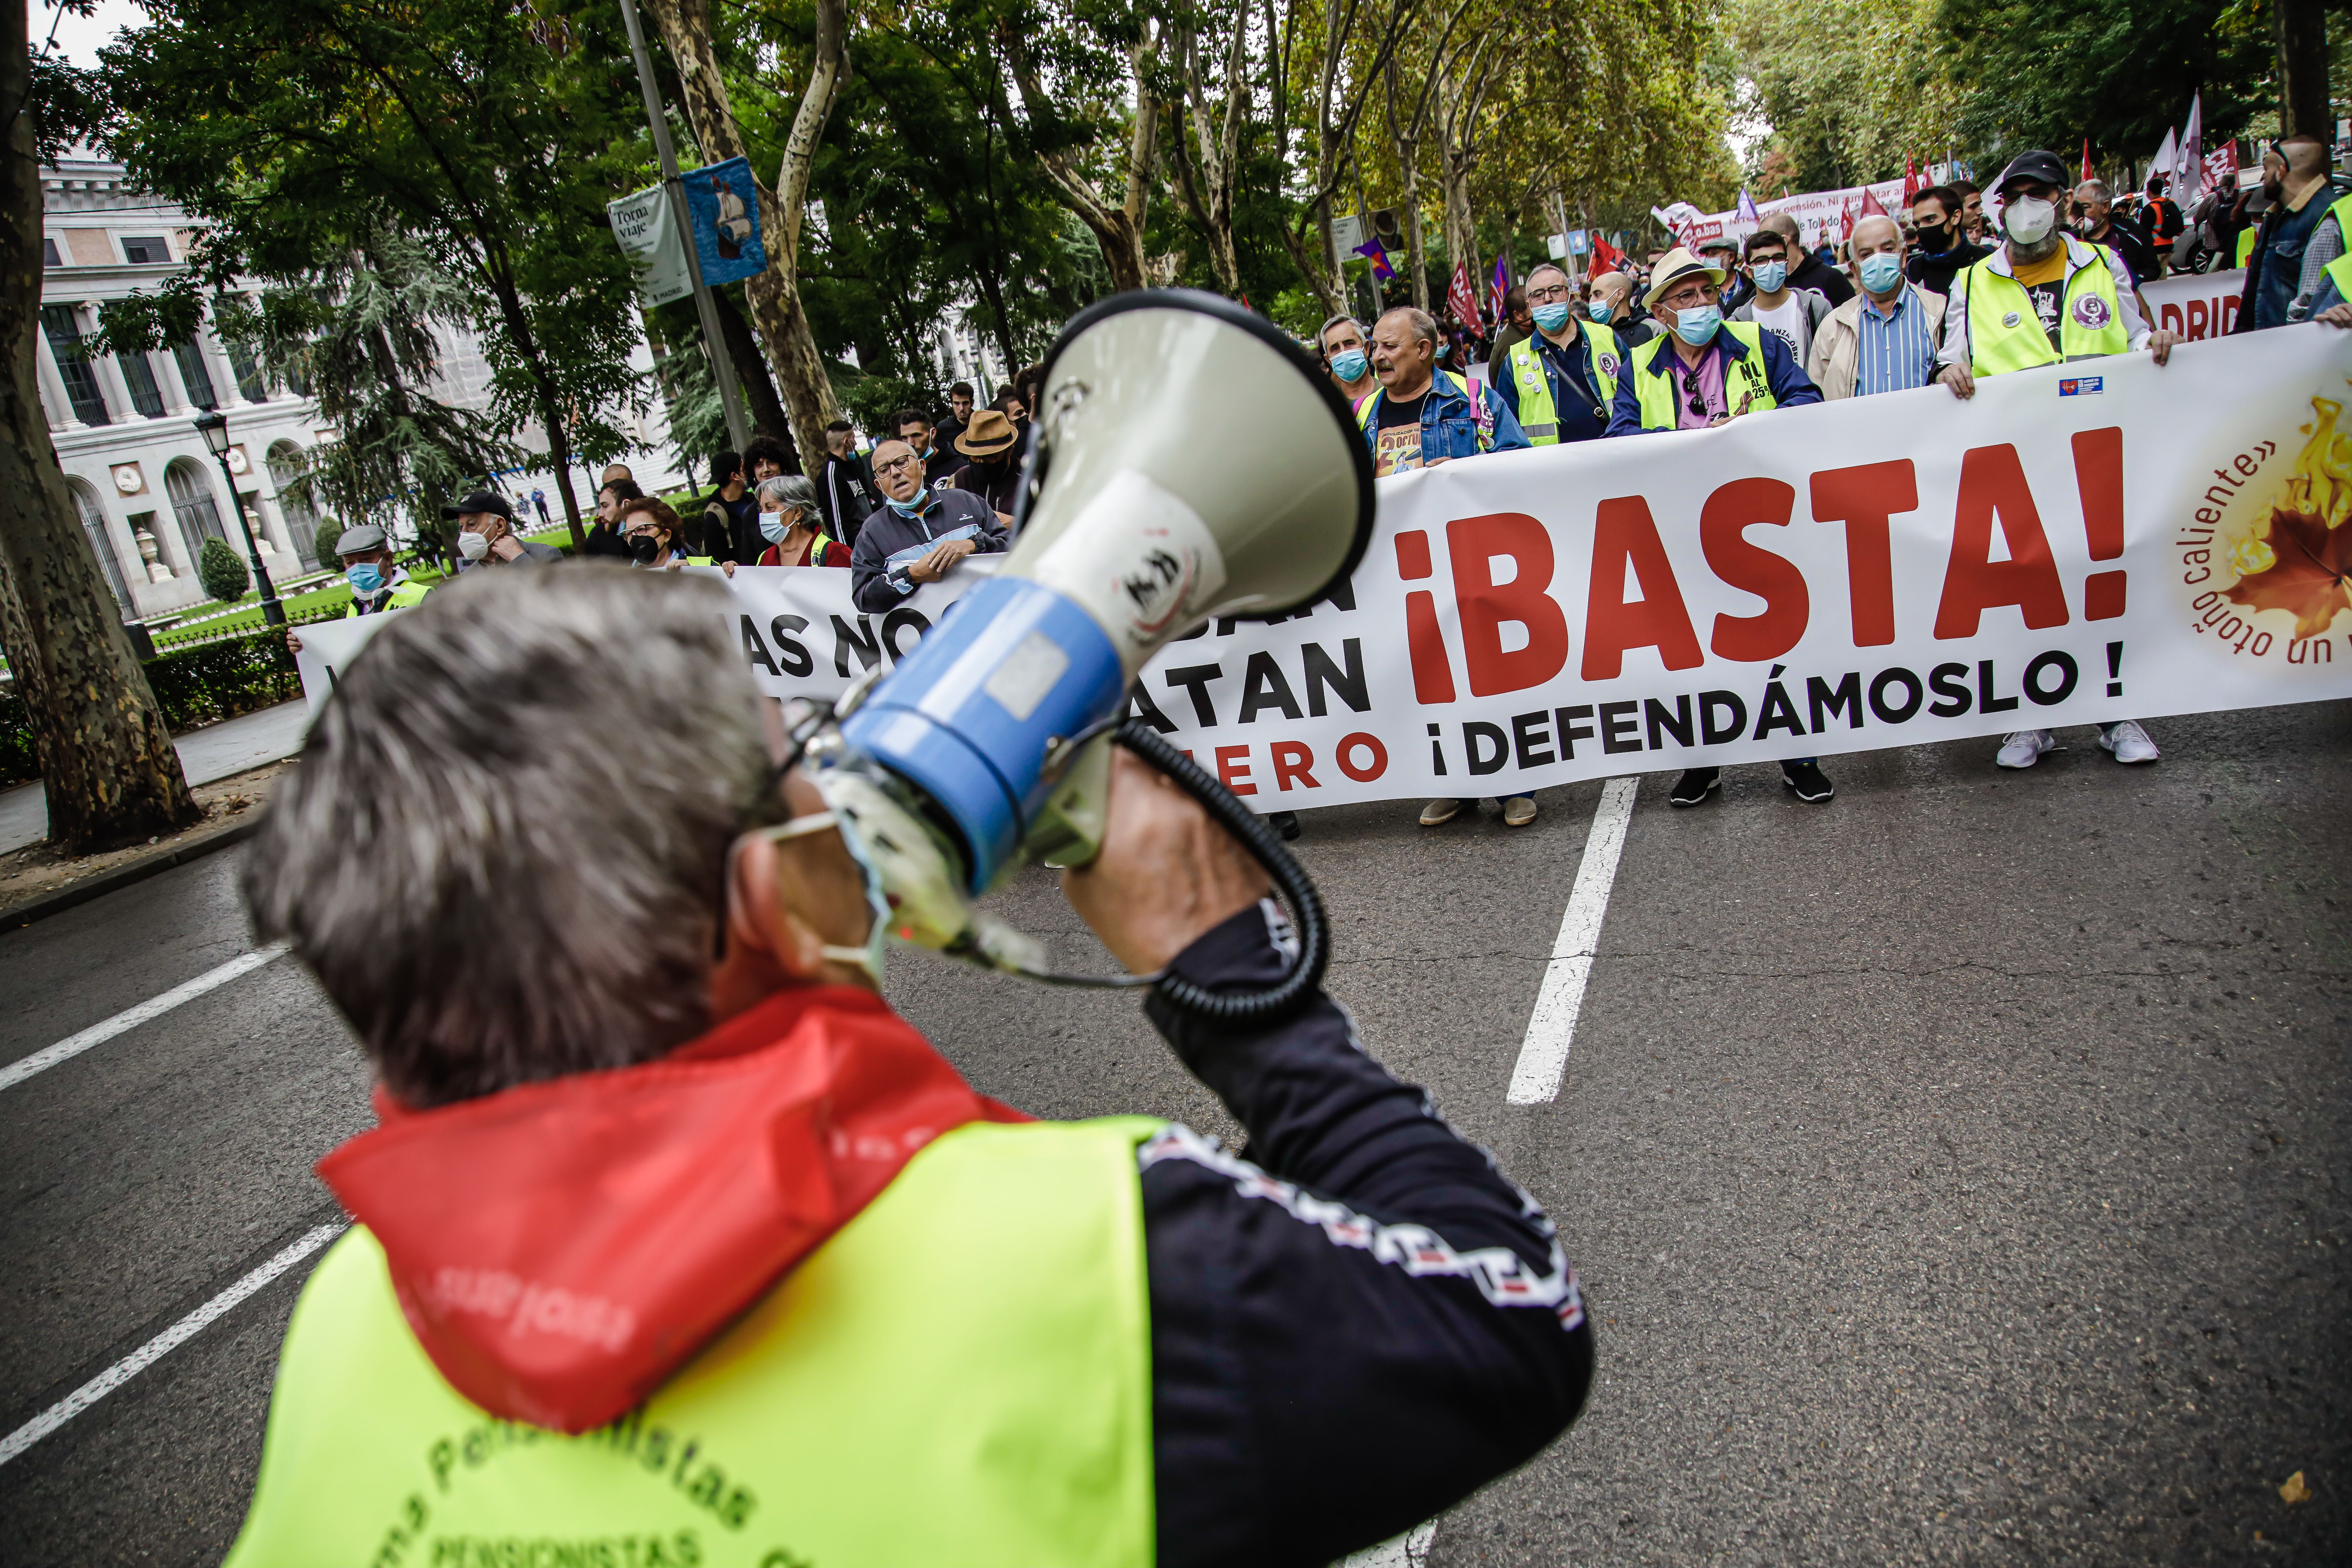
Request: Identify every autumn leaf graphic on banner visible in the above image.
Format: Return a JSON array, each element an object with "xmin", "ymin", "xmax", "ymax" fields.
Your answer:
[{"xmin": 2226, "ymin": 506, "xmax": 2352, "ymax": 638}]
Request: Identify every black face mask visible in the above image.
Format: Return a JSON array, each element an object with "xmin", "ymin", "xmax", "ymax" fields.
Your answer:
[
  {"xmin": 1916, "ymin": 220, "xmax": 1947, "ymax": 248},
  {"xmin": 626, "ymin": 533, "xmax": 662, "ymax": 567}
]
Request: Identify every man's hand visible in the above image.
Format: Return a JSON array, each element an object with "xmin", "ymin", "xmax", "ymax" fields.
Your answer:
[
  {"xmin": 906, "ymin": 536, "xmax": 978, "ymax": 584},
  {"xmin": 1062, "ymin": 748, "xmax": 1272, "ymax": 975},
  {"xmin": 720, "ymin": 559, "xmax": 737, "ymax": 578},
  {"xmin": 489, "ymin": 531, "xmax": 526, "ymax": 561},
  {"xmin": 2320, "ymin": 303, "xmax": 2352, "ymax": 328},
  {"xmin": 285, "ymin": 630, "xmax": 303, "ymax": 654},
  {"xmin": 2148, "ymin": 328, "xmax": 2182, "ymax": 365},
  {"xmin": 1938, "ymin": 362, "xmax": 1976, "ymax": 400}
]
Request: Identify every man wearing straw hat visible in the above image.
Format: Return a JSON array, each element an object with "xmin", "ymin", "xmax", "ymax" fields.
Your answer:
[
  {"xmin": 949, "ymin": 407, "xmax": 1026, "ymax": 527},
  {"xmin": 1604, "ymin": 245, "xmax": 1823, "ymax": 437}
]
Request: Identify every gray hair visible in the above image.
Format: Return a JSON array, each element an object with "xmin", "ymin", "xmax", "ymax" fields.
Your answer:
[
  {"xmin": 243, "ymin": 565, "xmax": 771, "ymax": 1107},
  {"xmin": 2074, "ymin": 178, "xmax": 2110, "ymax": 205},
  {"xmin": 1317, "ymin": 313, "xmax": 1364, "ymax": 352},
  {"xmin": 1376, "ymin": 305, "xmax": 1441, "ymax": 350},
  {"xmin": 757, "ymin": 474, "xmax": 816, "ymax": 513}
]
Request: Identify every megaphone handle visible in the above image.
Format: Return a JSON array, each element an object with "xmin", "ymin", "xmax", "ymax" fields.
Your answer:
[{"xmin": 1112, "ymin": 718, "xmax": 1331, "ymax": 1026}]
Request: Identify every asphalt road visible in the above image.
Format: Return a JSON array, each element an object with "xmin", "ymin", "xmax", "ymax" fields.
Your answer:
[{"xmin": 2, "ymin": 702, "xmax": 2345, "ymax": 1566}]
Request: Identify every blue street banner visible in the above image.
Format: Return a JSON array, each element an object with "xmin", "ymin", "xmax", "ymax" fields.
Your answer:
[{"xmin": 681, "ymin": 156, "xmax": 767, "ymax": 286}]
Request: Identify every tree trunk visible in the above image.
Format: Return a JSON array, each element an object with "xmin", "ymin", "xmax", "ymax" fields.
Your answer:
[
  {"xmin": 1008, "ymin": 30, "xmax": 1159, "ymax": 292},
  {"xmin": 2277, "ymin": 0, "xmax": 2330, "ymax": 137},
  {"xmin": 644, "ymin": 0, "xmax": 844, "ymax": 460},
  {"xmin": 0, "ymin": 22, "xmax": 198, "ymax": 852},
  {"xmin": 712, "ymin": 287, "xmax": 793, "ymax": 447}
]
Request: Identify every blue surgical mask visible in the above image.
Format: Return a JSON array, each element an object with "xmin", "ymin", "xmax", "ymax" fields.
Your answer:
[
  {"xmin": 765, "ymin": 810, "xmax": 892, "ymax": 982},
  {"xmin": 1329, "ymin": 349, "xmax": 1369, "ymax": 382},
  {"xmin": 886, "ymin": 493, "xmax": 929, "ymax": 519},
  {"xmin": 345, "ymin": 564, "xmax": 384, "ymax": 595},
  {"xmin": 1673, "ymin": 304, "xmax": 1721, "ymax": 346},
  {"xmin": 1751, "ymin": 261, "xmax": 1788, "ymax": 294},
  {"xmin": 1587, "ymin": 301, "xmax": 1614, "ymax": 322},
  {"xmin": 1858, "ymin": 252, "xmax": 1904, "ymax": 294},
  {"xmin": 758, "ymin": 510, "xmax": 790, "ymax": 545},
  {"xmin": 1531, "ymin": 302, "xmax": 1573, "ymax": 333}
]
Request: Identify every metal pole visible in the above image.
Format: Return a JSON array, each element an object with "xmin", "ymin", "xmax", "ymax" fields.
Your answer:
[
  {"xmin": 215, "ymin": 452, "xmax": 285, "ymax": 626},
  {"xmin": 616, "ymin": 0, "xmax": 751, "ymax": 454}
]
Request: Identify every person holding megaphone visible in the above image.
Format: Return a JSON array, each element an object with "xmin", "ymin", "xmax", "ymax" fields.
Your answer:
[{"xmin": 223, "ymin": 294, "xmax": 1594, "ymax": 1568}]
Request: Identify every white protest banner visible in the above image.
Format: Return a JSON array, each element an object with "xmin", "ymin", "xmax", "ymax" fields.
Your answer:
[
  {"xmin": 293, "ymin": 614, "xmax": 396, "ymax": 723},
  {"xmin": 2142, "ymin": 268, "xmax": 2244, "ymax": 341},
  {"xmin": 607, "ymin": 182, "xmax": 692, "ymax": 308},
  {"xmin": 294, "ymin": 329, "xmax": 2352, "ymax": 813}
]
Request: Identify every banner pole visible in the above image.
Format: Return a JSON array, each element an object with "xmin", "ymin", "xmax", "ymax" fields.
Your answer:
[{"xmin": 616, "ymin": 0, "xmax": 752, "ymax": 454}]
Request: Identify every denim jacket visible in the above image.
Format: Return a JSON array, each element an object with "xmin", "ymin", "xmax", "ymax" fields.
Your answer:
[{"xmin": 1359, "ymin": 371, "xmax": 1532, "ymax": 466}]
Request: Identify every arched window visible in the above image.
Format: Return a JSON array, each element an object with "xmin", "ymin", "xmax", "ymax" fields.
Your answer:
[
  {"xmin": 266, "ymin": 440, "xmax": 319, "ymax": 566},
  {"xmin": 164, "ymin": 457, "xmax": 226, "ymax": 559},
  {"xmin": 69, "ymin": 479, "xmax": 134, "ymax": 612}
]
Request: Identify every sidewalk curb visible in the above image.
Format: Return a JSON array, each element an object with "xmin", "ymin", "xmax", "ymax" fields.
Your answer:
[{"xmin": 0, "ymin": 817, "xmax": 263, "ymax": 933}]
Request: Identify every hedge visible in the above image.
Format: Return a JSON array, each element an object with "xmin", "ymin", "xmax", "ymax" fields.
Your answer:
[{"xmin": 0, "ymin": 624, "xmax": 306, "ymax": 789}]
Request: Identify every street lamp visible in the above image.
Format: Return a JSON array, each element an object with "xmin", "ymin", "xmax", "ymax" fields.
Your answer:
[{"xmin": 192, "ymin": 407, "xmax": 284, "ymax": 626}]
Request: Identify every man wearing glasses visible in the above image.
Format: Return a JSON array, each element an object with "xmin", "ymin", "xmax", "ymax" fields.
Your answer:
[
  {"xmin": 1605, "ymin": 245, "xmax": 1822, "ymax": 437},
  {"xmin": 848, "ymin": 438, "xmax": 1009, "ymax": 614},
  {"xmin": 1496, "ymin": 263, "xmax": 1623, "ymax": 447}
]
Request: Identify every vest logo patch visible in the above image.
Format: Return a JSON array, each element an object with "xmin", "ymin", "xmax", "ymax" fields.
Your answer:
[
  {"xmin": 2072, "ymin": 293, "xmax": 2113, "ymax": 329},
  {"xmin": 2002, "ymin": 310, "xmax": 2022, "ymax": 327},
  {"xmin": 1598, "ymin": 353, "xmax": 1620, "ymax": 377}
]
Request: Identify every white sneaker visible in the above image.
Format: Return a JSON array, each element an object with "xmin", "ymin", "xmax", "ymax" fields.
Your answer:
[
  {"xmin": 1996, "ymin": 730, "xmax": 2056, "ymax": 769},
  {"xmin": 2098, "ymin": 720, "xmax": 2160, "ymax": 764}
]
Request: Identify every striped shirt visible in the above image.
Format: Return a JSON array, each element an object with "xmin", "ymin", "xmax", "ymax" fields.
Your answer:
[{"xmin": 1852, "ymin": 286, "xmax": 1939, "ymax": 396}]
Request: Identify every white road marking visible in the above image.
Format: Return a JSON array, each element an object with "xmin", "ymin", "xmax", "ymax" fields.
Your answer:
[
  {"xmin": 0, "ymin": 941, "xmax": 291, "ymax": 1094},
  {"xmin": 1340, "ymin": 1521, "xmax": 1439, "ymax": 1566},
  {"xmin": 0, "ymin": 1221, "xmax": 343, "ymax": 1468},
  {"xmin": 1506, "ymin": 776, "xmax": 1638, "ymax": 1105}
]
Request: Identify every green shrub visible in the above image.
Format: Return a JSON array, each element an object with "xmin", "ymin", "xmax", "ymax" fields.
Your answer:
[
  {"xmin": 311, "ymin": 517, "xmax": 346, "ymax": 566},
  {"xmin": 0, "ymin": 625, "xmax": 305, "ymax": 788},
  {"xmin": 197, "ymin": 537, "xmax": 251, "ymax": 602}
]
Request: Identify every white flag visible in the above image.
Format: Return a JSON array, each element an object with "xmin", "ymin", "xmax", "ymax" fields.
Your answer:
[
  {"xmin": 2152, "ymin": 125, "xmax": 2178, "ymax": 186},
  {"xmin": 2180, "ymin": 92, "xmax": 2205, "ymax": 202}
]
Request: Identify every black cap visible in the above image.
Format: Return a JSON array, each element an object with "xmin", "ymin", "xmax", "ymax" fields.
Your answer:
[
  {"xmin": 439, "ymin": 491, "xmax": 513, "ymax": 520},
  {"xmin": 1995, "ymin": 149, "xmax": 2069, "ymax": 195}
]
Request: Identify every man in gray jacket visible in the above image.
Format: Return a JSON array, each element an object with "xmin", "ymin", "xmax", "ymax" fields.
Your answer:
[{"xmin": 848, "ymin": 438, "xmax": 1009, "ymax": 614}]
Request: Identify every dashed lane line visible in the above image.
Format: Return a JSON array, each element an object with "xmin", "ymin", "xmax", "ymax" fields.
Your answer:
[
  {"xmin": 0, "ymin": 941, "xmax": 291, "ymax": 1094},
  {"xmin": 1506, "ymin": 776, "xmax": 1638, "ymax": 1105},
  {"xmin": 0, "ymin": 1221, "xmax": 344, "ymax": 1468}
]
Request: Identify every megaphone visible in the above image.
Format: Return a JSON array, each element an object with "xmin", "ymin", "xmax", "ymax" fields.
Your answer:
[{"xmin": 802, "ymin": 290, "xmax": 1374, "ymax": 1018}]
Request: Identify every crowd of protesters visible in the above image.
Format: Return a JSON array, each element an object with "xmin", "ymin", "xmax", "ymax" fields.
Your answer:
[
  {"xmin": 318, "ymin": 143, "xmax": 2347, "ymax": 837},
  {"xmin": 1313, "ymin": 141, "xmax": 2352, "ymax": 827}
]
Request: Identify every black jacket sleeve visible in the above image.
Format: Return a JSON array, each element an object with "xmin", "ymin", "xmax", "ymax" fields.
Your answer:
[{"xmin": 1140, "ymin": 903, "xmax": 1592, "ymax": 1568}]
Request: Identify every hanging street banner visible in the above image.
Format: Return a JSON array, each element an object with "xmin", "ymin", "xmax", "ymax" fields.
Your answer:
[
  {"xmin": 682, "ymin": 156, "xmax": 768, "ymax": 287},
  {"xmin": 295, "ymin": 327, "xmax": 2352, "ymax": 811},
  {"xmin": 606, "ymin": 182, "xmax": 692, "ymax": 308}
]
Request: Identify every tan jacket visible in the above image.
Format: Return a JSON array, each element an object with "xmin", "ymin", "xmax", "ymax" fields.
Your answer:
[{"xmin": 1807, "ymin": 283, "xmax": 1946, "ymax": 399}]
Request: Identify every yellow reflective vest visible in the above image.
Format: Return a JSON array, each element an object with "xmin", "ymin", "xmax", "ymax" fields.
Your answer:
[
  {"xmin": 224, "ymin": 1117, "xmax": 1159, "ymax": 1568},
  {"xmin": 1952, "ymin": 241, "xmax": 2130, "ymax": 376},
  {"xmin": 1628, "ymin": 322, "xmax": 1779, "ymax": 432},
  {"xmin": 1503, "ymin": 323, "xmax": 1622, "ymax": 444},
  {"xmin": 2320, "ymin": 195, "xmax": 2352, "ymax": 307}
]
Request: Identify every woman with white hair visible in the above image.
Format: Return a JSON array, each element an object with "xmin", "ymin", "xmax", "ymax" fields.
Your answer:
[{"xmin": 750, "ymin": 474, "xmax": 849, "ymax": 567}]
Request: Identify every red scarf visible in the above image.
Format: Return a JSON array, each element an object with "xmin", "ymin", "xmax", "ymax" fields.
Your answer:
[{"xmin": 319, "ymin": 986, "xmax": 1025, "ymax": 1433}]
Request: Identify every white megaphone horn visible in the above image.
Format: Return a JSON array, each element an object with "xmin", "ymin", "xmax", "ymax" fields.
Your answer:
[{"xmin": 801, "ymin": 289, "xmax": 1376, "ymax": 1021}]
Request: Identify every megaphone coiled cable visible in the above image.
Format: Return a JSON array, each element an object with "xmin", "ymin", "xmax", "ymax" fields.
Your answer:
[{"xmin": 1111, "ymin": 718, "xmax": 1330, "ymax": 1026}]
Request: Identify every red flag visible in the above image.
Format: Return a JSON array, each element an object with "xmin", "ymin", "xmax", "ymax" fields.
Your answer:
[
  {"xmin": 1447, "ymin": 260, "xmax": 1479, "ymax": 326},
  {"xmin": 2080, "ymin": 139, "xmax": 2093, "ymax": 183},
  {"xmin": 1902, "ymin": 158, "xmax": 1920, "ymax": 204},
  {"xmin": 1858, "ymin": 187, "xmax": 1887, "ymax": 218},
  {"xmin": 1591, "ymin": 233, "xmax": 1624, "ymax": 273}
]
